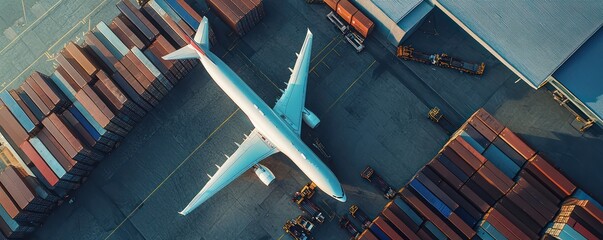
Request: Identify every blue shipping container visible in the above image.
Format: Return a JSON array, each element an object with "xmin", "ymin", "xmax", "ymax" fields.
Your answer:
[
  {"xmin": 482, "ymin": 221, "xmax": 507, "ymax": 240},
  {"xmin": 393, "ymin": 197, "xmax": 424, "ymax": 226},
  {"xmin": 559, "ymin": 225, "xmax": 587, "ymax": 240},
  {"xmin": 165, "ymin": 0, "xmax": 199, "ymax": 28},
  {"xmin": 0, "ymin": 91, "xmax": 36, "ymax": 132},
  {"xmin": 460, "ymin": 131, "xmax": 485, "ymax": 153},
  {"xmin": 28, "ymin": 137, "xmax": 67, "ymax": 178},
  {"xmin": 95, "ymin": 22, "xmax": 128, "ymax": 57},
  {"xmin": 572, "ymin": 189, "xmax": 603, "ymax": 211},
  {"xmin": 68, "ymin": 105, "xmax": 102, "ymax": 141},
  {"xmin": 16, "ymin": 91, "xmax": 44, "ymax": 121},
  {"xmin": 369, "ymin": 223, "xmax": 391, "ymax": 240},
  {"xmin": 483, "ymin": 145, "xmax": 520, "ymax": 179},
  {"xmin": 50, "ymin": 71, "xmax": 77, "ymax": 101},
  {"xmin": 476, "ymin": 226, "xmax": 496, "ymax": 240},
  {"xmin": 423, "ymin": 221, "xmax": 446, "ymax": 240},
  {"xmin": 409, "ymin": 179, "xmax": 452, "ymax": 217}
]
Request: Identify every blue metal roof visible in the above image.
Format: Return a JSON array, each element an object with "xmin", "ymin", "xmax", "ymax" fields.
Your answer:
[
  {"xmin": 555, "ymin": 27, "xmax": 603, "ymax": 120},
  {"xmin": 437, "ymin": 0, "xmax": 603, "ymax": 87},
  {"xmin": 373, "ymin": 0, "xmax": 422, "ymax": 23}
]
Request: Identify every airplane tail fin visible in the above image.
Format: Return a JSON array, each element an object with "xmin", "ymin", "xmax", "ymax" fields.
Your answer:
[{"xmin": 162, "ymin": 18, "xmax": 210, "ymax": 61}]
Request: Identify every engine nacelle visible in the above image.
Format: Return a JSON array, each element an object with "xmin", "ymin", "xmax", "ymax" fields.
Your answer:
[
  {"xmin": 302, "ymin": 108, "xmax": 320, "ymax": 128},
  {"xmin": 253, "ymin": 164, "xmax": 275, "ymax": 186}
]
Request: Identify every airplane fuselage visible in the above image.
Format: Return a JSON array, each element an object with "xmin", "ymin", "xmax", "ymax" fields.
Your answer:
[{"xmin": 195, "ymin": 45, "xmax": 346, "ymax": 202}]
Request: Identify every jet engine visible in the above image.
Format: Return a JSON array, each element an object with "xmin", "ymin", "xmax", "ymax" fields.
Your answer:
[
  {"xmin": 302, "ymin": 108, "xmax": 320, "ymax": 128},
  {"xmin": 253, "ymin": 164, "xmax": 275, "ymax": 186}
]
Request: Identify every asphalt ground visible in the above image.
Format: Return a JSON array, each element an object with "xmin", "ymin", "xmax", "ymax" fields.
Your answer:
[{"xmin": 0, "ymin": 0, "xmax": 600, "ymax": 239}]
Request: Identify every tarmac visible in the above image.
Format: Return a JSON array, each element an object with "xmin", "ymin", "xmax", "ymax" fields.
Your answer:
[{"xmin": 0, "ymin": 0, "xmax": 601, "ymax": 239}]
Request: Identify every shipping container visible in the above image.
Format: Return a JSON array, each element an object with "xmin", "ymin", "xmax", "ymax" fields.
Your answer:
[
  {"xmin": 0, "ymin": 93, "xmax": 37, "ymax": 134},
  {"xmin": 0, "ymin": 201, "xmax": 32, "ymax": 238},
  {"xmin": 96, "ymin": 70, "xmax": 145, "ymax": 118},
  {"xmin": 428, "ymin": 159, "xmax": 464, "ymax": 189},
  {"xmin": 18, "ymin": 141, "xmax": 60, "ymax": 187},
  {"xmin": 15, "ymin": 89, "xmax": 44, "ymax": 122},
  {"xmin": 153, "ymin": 35, "xmax": 187, "ymax": 77},
  {"xmin": 459, "ymin": 124, "xmax": 489, "ymax": 152},
  {"xmin": 474, "ymin": 108, "xmax": 504, "ymax": 134},
  {"xmin": 118, "ymin": 56, "xmax": 161, "ymax": 105},
  {"xmin": 437, "ymin": 155, "xmax": 469, "ymax": 183},
  {"xmin": 31, "ymin": 72, "xmax": 69, "ymax": 109},
  {"xmin": 488, "ymin": 207, "xmax": 533, "ymax": 239},
  {"xmin": 381, "ymin": 207, "xmax": 419, "ymax": 239},
  {"xmin": 386, "ymin": 201, "xmax": 421, "ymax": 232},
  {"xmin": 368, "ymin": 222, "xmax": 390, "ymax": 240},
  {"xmin": 8, "ymin": 92, "xmax": 41, "ymax": 128},
  {"xmin": 498, "ymin": 128, "xmax": 535, "ymax": 160},
  {"xmin": 76, "ymin": 86, "xmax": 129, "ymax": 136},
  {"xmin": 27, "ymin": 137, "xmax": 69, "ymax": 181},
  {"xmin": 96, "ymin": 22, "xmax": 130, "ymax": 57},
  {"xmin": 20, "ymin": 83, "xmax": 51, "ymax": 120},
  {"xmin": 441, "ymin": 148, "xmax": 475, "ymax": 177},
  {"xmin": 142, "ymin": 46, "xmax": 177, "ymax": 84},
  {"xmin": 496, "ymin": 198, "xmax": 542, "ymax": 236},
  {"xmin": 0, "ymin": 102, "xmax": 30, "ymax": 145},
  {"xmin": 422, "ymin": 221, "xmax": 447, "ymax": 240},
  {"xmin": 357, "ymin": 230, "xmax": 378, "ymax": 240},
  {"xmin": 131, "ymin": 47, "xmax": 174, "ymax": 91},
  {"xmin": 505, "ymin": 191, "xmax": 549, "ymax": 226},
  {"xmin": 124, "ymin": 51, "xmax": 167, "ymax": 98},
  {"xmin": 25, "ymin": 77, "xmax": 55, "ymax": 113},
  {"xmin": 41, "ymin": 116, "xmax": 94, "ymax": 166},
  {"xmin": 392, "ymin": 197, "xmax": 424, "ymax": 228},
  {"xmin": 482, "ymin": 144, "xmax": 520, "ymax": 179},
  {"xmin": 400, "ymin": 190, "xmax": 463, "ymax": 239},
  {"xmin": 491, "ymin": 137, "xmax": 525, "ymax": 167},
  {"xmin": 112, "ymin": 16, "xmax": 146, "ymax": 50},
  {"xmin": 116, "ymin": 0, "xmax": 159, "ymax": 42},
  {"xmin": 65, "ymin": 42, "xmax": 99, "ymax": 77},
  {"xmin": 468, "ymin": 118, "xmax": 497, "ymax": 142},
  {"xmin": 111, "ymin": 70, "xmax": 154, "ymax": 112},
  {"xmin": 84, "ymin": 32, "xmax": 119, "ymax": 73},
  {"xmin": 325, "ymin": 0, "xmax": 340, "ymax": 11},
  {"xmin": 469, "ymin": 170, "xmax": 504, "ymax": 201},
  {"xmin": 0, "ymin": 166, "xmax": 54, "ymax": 213},
  {"xmin": 527, "ymin": 155, "xmax": 576, "ymax": 198},
  {"xmin": 510, "ymin": 184, "xmax": 556, "ymax": 221},
  {"xmin": 479, "ymin": 221, "xmax": 505, "ymax": 240},
  {"xmin": 36, "ymin": 128, "xmax": 91, "ymax": 175},
  {"xmin": 56, "ymin": 52, "xmax": 89, "ymax": 90},
  {"xmin": 415, "ymin": 172, "xmax": 459, "ymax": 211},
  {"xmin": 47, "ymin": 113, "xmax": 104, "ymax": 161},
  {"xmin": 408, "ymin": 179, "xmax": 453, "ymax": 217},
  {"xmin": 350, "ymin": 11, "xmax": 374, "ymax": 38},
  {"xmin": 336, "ymin": 0, "xmax": 357, "ymax": 24},
  {"xmin": 373, "ymin": 217, "xmax": 402, "ymax": 240},
  {"xmin": 146, "ymin": 38, "xmax": 182, "ymax": 81},
  {"xmin": 144, "ymin": 1, "xmax": 188, "ymax": 47}
]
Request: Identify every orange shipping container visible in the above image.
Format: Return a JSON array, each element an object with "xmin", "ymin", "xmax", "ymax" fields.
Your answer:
[
  {"xmin": 351, "ymin": 11, "xmax": 374, "ymax": 38},
  {"xmin": 336, "ymin": 0, "xmax": 357, "ymax": 24},
  {"xmin": 324, "ymin": 0, "xmax": 340, "ymax": 11}
]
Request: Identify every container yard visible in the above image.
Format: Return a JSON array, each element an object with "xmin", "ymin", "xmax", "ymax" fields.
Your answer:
[{"xmin": 0, "ymin": 0, "xmax": 601, "ymax": 239}]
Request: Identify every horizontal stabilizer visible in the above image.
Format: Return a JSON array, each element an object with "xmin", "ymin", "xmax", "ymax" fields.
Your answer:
[{"xmin": 162, "ymin": 44, "xmax": 198, "ymax": 60}]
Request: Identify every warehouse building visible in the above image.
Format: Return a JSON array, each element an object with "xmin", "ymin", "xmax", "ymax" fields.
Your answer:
[
  {"xmin": 432, "ymin": 0, "xmax": 603, "ymax": 129},
  {"xmin": 358, "ymin": 0, "xmax": 603, "ymax": 129}
]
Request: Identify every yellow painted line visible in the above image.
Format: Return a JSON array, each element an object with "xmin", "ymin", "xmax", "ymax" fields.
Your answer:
[
  {"xmin": 326, "ymin": 60, "xmax": 376, "ymax": 113},
  {"xmin": 236, "ymin": 49, "xmax": 280, "ymax": 90},
  {"xmin": 104, "ymin": 108, "xmax": 241, "ymax": 239},
  {"xmin": 0, "ymin": 0, "xmax": 64, "ymax": 55},
  {"xmin": 1, "ymin": 0, "xmax": 114, "ymax": 93},
  {"xmin": 310, "ymin": 34, "xmax": 340, "ymax": 63},
  {"xmin": 308, "ymin": 39, "xmax": 343, "ymax": 73},
  {"xmin": 276, "ymin": 233, "xmax": 285, "ymax": 240}
]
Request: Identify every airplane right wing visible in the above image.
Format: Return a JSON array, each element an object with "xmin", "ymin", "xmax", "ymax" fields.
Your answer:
[
  {"xmin": 179, "ymin": 129, "xmax": 278, "ymax": 215},
  {"xmin": 273, "ymin": 30, "xmax": 313, "ymax": 135}
]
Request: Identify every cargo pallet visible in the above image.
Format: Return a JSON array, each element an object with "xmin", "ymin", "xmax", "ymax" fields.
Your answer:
[
  {"xmin": 397, "ymin": 45, "xmax": 486, "ymax": 75},
  {"xmin": 360, "ymin": 166, "xmax": 396, "ymax": 199},
  {"xmin": 283, "ymin": 216, "xmax": 315, "ymax": 240}
]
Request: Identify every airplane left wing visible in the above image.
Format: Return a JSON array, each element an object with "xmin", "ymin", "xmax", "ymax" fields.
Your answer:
[
  {"xmin": 273, "ymin": 29, "xmax": 313, "ymax": 134},
  {"xmin": 179, "ymin": 129, "xmax": 279, "ymax": 215}
]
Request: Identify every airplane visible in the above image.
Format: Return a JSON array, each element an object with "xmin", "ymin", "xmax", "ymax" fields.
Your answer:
[{"xmin": 162, "ymin": 18, "xmax": 346, "ymax": 216}]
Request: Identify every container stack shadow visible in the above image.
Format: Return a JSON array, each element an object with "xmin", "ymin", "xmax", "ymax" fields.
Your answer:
[
  {"xmin": 0, "ymin": 0, "xmax": 221, "ymax": 238},
  {"xmin": 353, "ymin": 108, "xmax": 603, "ymax": 240}
]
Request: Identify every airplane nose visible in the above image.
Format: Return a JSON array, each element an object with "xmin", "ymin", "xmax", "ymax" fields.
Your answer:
[{"xmin": 337, "ymin": 193, "xmax": 347, "ymax": 202}]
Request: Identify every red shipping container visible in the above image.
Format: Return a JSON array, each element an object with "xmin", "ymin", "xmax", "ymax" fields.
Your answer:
[
  {"xmin": 428, "ymin": 159, "xmax": 464, "ymax": 189},
  {"xmin": 25, "ymin": 77, "xmax": 54, "ymax": 111},
  {"xmin": 499, "ymin": 128, "xmax": 535, "ymax": 160},
  {"xmin": 357, "ymin": 230, "xmax": 378, "ymax": 240},
  {"xmin": 487, "ymin": 208, "xmax": 531, "ymax": 240},
  {"xmin": 351, "ymin": 11, "xmax": 374, "ymax": 38},
  {"xmin": 0, "ymin": 102, "xmax": 29, "ymax": 144},
  {"xmin": 381, "ymin": 208, "xmax": 419, "ymax": 239},
  {"xmin": 474, "ymin": 108, "xmax": 504, "ymax": 134},
  {"xmin": 451, "ymin": 137, "xmax": 486, "ymax": 169},
  {"xmin": 529, "ymin": 155, "xmax": 575, "ymax": 197},
  {"xmin": 373, "ymin": 216, "xmax": 403, "ymax": 239},
  {"xmin": 64, "ymin": 42, "xmax": 98, "ymax": 76},
  {"xmin": 19, "ymin": 141, "xmax": 59, "ymax": 186},
  {"xmin": 336, "ymin": 0, "xmax": 357, "ymax": 24},
  {"xmin": 324, "ymin": 0, "xmax": 340, "ymax": 10},
  {"xmin": 469, "ymin": 118, "xmax": 497, "ymax": 142}
]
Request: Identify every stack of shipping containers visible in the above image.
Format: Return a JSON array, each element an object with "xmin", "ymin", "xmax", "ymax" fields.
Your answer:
[
  {"xmin": 0, "ymin": 0, "xmax": 228, "ymax": 237},
  {"xmin": 355, "ymin": 109, "xmax": 603, "ymax": 240},
  {"xmin": 205, "ymin": 0, "xmax": 264, "ymax": 36}
]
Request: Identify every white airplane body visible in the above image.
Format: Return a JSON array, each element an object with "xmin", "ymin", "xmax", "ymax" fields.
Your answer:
[{"xmin": 163, "ymin": 18, "xmax": 346, "ymax": 216}]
